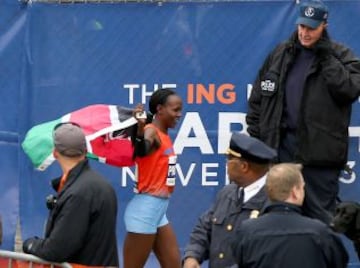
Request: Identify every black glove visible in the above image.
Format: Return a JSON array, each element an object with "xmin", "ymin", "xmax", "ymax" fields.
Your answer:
[{"xmin": 23, "ymin": 236, "xmax": 39, "ymax": 254}]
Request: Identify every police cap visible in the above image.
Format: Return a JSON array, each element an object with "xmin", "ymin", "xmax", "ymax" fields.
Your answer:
[{"xmin": 226, "ymin": 133, "xmax": 277, "ymax": 164}]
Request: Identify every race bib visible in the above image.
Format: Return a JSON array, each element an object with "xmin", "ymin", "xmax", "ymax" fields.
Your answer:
[{"xmin": 166, "ymin": 155, "xmax": 177, "ymax": 186}]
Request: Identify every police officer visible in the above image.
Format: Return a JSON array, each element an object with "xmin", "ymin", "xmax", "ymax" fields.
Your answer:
[
  {"xmin": 246, "ymin": 0, "xmax": 360, "ymax": 224},
  {"xmin": 183, "ymin": 132, "xmax": 276, "ymax": 268},
  {"xmin": 231, "ymin": 163, "xmax": 348, "ymax": 268}
]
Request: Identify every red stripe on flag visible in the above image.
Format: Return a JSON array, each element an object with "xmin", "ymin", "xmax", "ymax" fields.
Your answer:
[
  {"xmin": 69, "ymin": 105, "xmax": 112, "ymax": 136},
  {"xmin": 90, "ymin": 136, "xmax": 135, "ymax": 167}
]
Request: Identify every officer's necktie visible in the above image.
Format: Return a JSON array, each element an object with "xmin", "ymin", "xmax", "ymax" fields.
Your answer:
[{"xmin": 238, "ymin": 187, "xmax": 245, "ymax": 207}]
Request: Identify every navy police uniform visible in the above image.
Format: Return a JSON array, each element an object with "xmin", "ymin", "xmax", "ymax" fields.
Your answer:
[
  {"xmin": 232, "ymin": 202, "xmax": 349, "ymax": 268},
  {"xmin": 246, "ymin": 0, "xmax": 360, "ymax": 223},
  {"xmin": 183, "ymin": 133, "xmax": 276, "ymax": 267}
]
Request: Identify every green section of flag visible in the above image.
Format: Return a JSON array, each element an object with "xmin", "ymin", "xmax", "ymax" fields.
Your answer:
[
  {"xmin": 21, "ymin": 119, "xmax": 61, "ymax": 170},
  {"xmin": 86, "ymin": 152, "xmax": 99, "ymax": 161}
]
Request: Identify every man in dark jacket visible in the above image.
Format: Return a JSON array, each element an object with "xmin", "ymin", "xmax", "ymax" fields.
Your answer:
[
  {"xmin": 22, "ymin": 122, "xmax": 119, "ymax": 267},
  {"xmin": 232, "ymin": 163, "xmax": 349, "ymax": 268},
  {"xmin": 246, "ymin": 0, "xmax": 360, "ymax": 224},
  {"xmin": 183, "ymin": 132, "xmax": 276, "ymax": 268}
]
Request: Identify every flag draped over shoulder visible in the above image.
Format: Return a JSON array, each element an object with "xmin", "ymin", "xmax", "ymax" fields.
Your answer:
[{"xmin": 22, "ymin": 104, "xmax": 138, "ymax": 171}]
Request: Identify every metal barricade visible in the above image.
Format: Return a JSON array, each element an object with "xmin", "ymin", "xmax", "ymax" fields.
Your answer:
[{"xmin": 0, "ymin": 250, "xmax": 72, "ymax": 268}]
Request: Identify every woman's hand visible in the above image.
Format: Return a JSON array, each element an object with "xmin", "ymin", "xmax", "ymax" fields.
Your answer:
[{"xmin": 133, "ymin": 104, "xmax": 146, "ymax": 124}]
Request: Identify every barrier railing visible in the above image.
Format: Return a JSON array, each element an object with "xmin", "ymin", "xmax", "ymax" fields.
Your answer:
[{"xmin": 0, "ymin": 250, "xmax": 72, "ymax": 268}]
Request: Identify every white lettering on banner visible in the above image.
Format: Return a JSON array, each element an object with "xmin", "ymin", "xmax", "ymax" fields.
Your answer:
[
  {"xmin": 124, "ymin": 83, "xmax": 177, "ymax": 104},
  {"xmin": 122, "ymin": 167, "xmax": 136, "ymax": 185},
  {"xmin": 120, "ymin": 163, "xmax": 226, "ymax": 187},
  {"xmin": 121, "ymin": 83, "xmax": 360, "ymax": 186},
  {"xmin": 217, "ymin": 112, "xmax": 247, "ymax": 153},
  {"xmin": 339, "ymin": 127, "xmax": 360, "ymax": 184},
  {"xmin": 174, "ymin": 112, "xmax": 213, "ymax": 154},
  {"xmin": 125, "ymin": 83, "xmax": 239, "ymax": 105},
  {"xmin": 176, "ymin": 163, "xmax": 196, "ymax": 186},
  {"xmin": 202, "ymin": 163, "xmax": 220, "ymax": 186},
  {"xmin": 174, "ymin": 112, "xmax": 248, "ymax": 154}
]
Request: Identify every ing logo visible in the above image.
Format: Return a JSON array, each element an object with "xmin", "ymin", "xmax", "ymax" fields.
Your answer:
[{"xmin": 187, "ymin": 83, "xmax": 236, "ymax": 104}]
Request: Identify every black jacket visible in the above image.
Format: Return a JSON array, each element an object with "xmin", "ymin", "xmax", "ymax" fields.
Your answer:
[
  {"xmin": 24, "ymin": 159, "xmax": 119, "ymax": 266},
  {"xmin": 232, "ymin": 202, "xmax": 349, "ymax": 268},
  {"xmin": 183, "ymin": 183, "xmax": 267, "ymax": 268},
  {"xmin": 246, "ymin": 30, "xmax": 360, "ymax": 167}
]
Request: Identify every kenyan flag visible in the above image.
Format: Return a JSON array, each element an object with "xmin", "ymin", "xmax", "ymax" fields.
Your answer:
[{"xmin": 22, "ymin": 104, "xmax": 138, "ymax": 171}]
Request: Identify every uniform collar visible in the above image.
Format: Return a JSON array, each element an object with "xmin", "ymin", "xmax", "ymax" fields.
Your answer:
[
  {"xmin": 264, "ymin": 201, "xmax": 303, "ymax": 214},
  {"xmin": 241, "ymin": 174, "xmax": 267, "ymax": 203}
]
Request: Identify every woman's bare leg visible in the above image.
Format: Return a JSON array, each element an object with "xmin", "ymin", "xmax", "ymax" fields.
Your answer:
[
  {"xmin": 123, "ymin": 232, "xmax": 156, "ymax": 268},
  {"xmin": 153, "ymin": 224, "xmax": 181, "ymax": 268}
]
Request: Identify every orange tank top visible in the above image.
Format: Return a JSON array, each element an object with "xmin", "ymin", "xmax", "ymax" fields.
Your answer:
[{"xmin": 135, "ymin": 124, "xmax": 177, "ymax": 197}]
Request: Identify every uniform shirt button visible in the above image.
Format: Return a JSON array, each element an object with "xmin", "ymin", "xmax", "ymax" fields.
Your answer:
[
  {"xmin": 219, "ymin": 253, "xmax": 224, "ymax": 259},
  {"xmin": 226, "ymin": 224, "xmax": 233, "ymax": 231}
]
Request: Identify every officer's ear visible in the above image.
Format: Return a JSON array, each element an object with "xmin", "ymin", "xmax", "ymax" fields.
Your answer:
[
  {"xmin": 292, "ymin": 185, "xmax": 301, "ymax": 202},
  {"xmin": 240, "ymin": 159, "xmax": 250, "ymax": 172}
]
